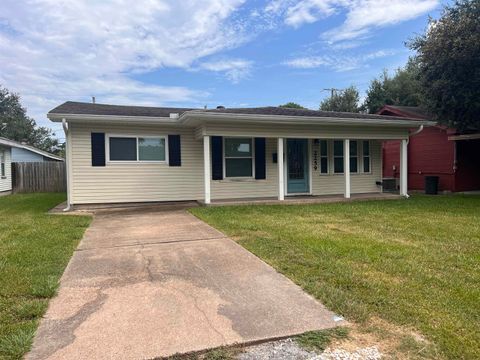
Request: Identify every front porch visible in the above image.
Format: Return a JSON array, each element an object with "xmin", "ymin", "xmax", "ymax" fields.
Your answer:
[{"xmin": 202, "ymin": 135, "xmax": 410, "ymax": 204}]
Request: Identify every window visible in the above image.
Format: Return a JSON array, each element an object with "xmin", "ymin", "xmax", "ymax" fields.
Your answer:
[
  {"xmin": 224, "ymin": 137, "xmax": 253, "ymax": 177},
  {"xmin": 363, "ymin": 140, "xmax": 370, "ymax": 173},
  {"xmin": 333, "ymin": 140, "xmax": 344, "ymax": 173},
  {"xmin": 109, "ymin": 136, "xmax": 166, "ymax": 162},
  {"xmin": 138, "ymin": 138, "xmax": 165, "ymax": 161},
  {"xmin": 350, "ymin": 140, "xmax": 358, "ymax": 173},
  {"xmin": 319, "ymin": 140, "xmax": 328, "ymax": 174},
  {"xmin": 0, "ymin": 151, "xmax": 5, "ymax": 178}
]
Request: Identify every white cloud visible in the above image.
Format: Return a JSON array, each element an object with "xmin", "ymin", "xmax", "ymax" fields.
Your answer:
[
  {"xmin": 283, "ymin": 49, "xmax": 395, "ymax": 71},
  {"xmin": 0, "ymin": 0, "xmax": 248, "ymax": 127},
  {"xmin": 197, "ymin": 59, "xmax": 253, "ymax": 83},
  {"xmin": 267, "ymin": 0, "xmax": 438, "ymax": 41}
]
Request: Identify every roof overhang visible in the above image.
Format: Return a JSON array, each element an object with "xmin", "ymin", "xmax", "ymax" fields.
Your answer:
[
  {"xmin": 0, "ymin": 137, "xmax": 64, "ymax": 161},
  {"xmin": 49, "ymin": 110, "xmax": 435, "ymax": 129}
]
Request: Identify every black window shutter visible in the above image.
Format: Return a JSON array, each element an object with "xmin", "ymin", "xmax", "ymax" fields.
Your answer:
[
  {"xmin": 91, "ymin": 133, "xmax": 105, "ymax": 167},
  {"xmin": 211, "ymin": 136, "xmax": 223, "ymax": 180},
  {"xmin": 168, "ymin": 135, "xmax": 181, "ymax": 166},
  {"xmin": 254, "ymin": 137, "xmax": 266, "ymax": 179}
]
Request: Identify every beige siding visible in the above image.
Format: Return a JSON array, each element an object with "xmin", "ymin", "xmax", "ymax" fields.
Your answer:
[
  {"xmin": 0, "ymin": 147, "xmax": 12, "ymax": 192},
  {"xmin": 211, "ymin": 138, "xmax": 278, "ymax": 199},
  {"xmin": 312, "ymin": 140, "xmax": 382, "ymax": 195},
  {"xmin": 70, "ymin": 122, "xmax": 203, "ymax": 204},
  {"xmin": 69, "ymin": 122, "xmax": 387, "ymax": 204}
]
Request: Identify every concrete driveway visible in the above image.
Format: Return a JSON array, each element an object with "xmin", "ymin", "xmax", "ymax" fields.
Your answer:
[{"xmin": 28, "ymin": 205, "xmax": 338, "ymax": 359}]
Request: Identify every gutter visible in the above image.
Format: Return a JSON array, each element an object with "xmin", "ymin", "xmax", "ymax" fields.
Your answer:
[{"xmin": 62, "ymin": 119, "xmax": 71, "ymax": 212}]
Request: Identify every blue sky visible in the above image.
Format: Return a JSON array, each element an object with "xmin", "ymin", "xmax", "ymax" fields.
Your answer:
[{"xmin": 0, "ymin": 0, "xmax": 445, "ymax": 139}]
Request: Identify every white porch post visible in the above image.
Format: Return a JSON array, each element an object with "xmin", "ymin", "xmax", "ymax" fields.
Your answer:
[
  {"xmin": 203, "ymin": 135, "xmax": 211, "ymax": 204},
  {"xmin": 400, "ymin": 139, "xmax": 408, "ymax": 197},
  {"xmin": 278, "ymin": 138, "xmax": 285, "ymax": 201},
  {"xmin": 344, "ymin": 139, "xmax": 351, "ymax": 199}
]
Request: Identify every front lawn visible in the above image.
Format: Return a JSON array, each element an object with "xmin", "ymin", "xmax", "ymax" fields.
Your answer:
[
  {"xmin": 191, "ymin": 195, "xmax": 480, "ymax": 359},
  {"xmin": 0, "ymin": 193, "xmax": 91, "ymax": 359}
]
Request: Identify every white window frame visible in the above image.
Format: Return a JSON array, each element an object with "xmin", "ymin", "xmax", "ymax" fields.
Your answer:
[
  {"xmin": 349, "ymin": 140, "xmax": 359, "ymax": 174},
  {"xmin": 0, "ymin": 150, "xmax": 5, "ymax": 178},
  {"xmin": 362, "ymin": 140, "xmax": 371, "ymax": 174},
  {"xmin": 319, "ymin": 139, "xmax": 329, "ymax": 175},
  {"xmin": 223, "ymin": 137, "xmax": 255, "ymax": 179},
  {"xmin": 106, "ymin": 134, "xmax": 168, "ymax": 164}
]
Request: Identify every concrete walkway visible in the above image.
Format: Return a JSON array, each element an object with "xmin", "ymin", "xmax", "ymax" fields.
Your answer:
[{"xmin": 28, "ymin": 206, "xmax": 338, "ymax": 359}]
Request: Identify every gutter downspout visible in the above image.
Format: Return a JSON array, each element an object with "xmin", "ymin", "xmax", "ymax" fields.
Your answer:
[
  {"xmin": 62, "ymin": 118, "xmax": 71, "ymax": 212},
  {"xmin": 402, "ymin": 125, "xmax": 424, "ymax": 198}
]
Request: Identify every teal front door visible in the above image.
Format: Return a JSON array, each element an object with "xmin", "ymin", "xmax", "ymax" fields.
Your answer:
[{"xmin": 287, "ymin": 139, "xmax": 309, "ymax": 194}]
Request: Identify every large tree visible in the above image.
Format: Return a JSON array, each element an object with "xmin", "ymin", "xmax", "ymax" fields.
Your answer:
[
  {"xmin": 363, "ymin": 59, "xmax": 423, "ymax": 114},
  {"xmin": 0, "ymin": 86, "xmax": 61, "ymax": 153},
  {"xmin": 320, "ymin": 86, "xmax": 360, "ymax": 113},
  {"xmin": 409, "ymin": 0, "xmax": 480, "ymax": 131}
]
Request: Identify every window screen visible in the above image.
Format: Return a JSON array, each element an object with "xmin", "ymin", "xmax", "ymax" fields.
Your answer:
[
  {"xmin": 109, "ymin": 137, "xmax": 137, "ymax": 161},
  {"xmin": 224, "ymin": 138, "xmax": 253, "ymax": 177},
  {"xmin": 138, "ymin": 138, "xmax": 165, "ymax": 161}
]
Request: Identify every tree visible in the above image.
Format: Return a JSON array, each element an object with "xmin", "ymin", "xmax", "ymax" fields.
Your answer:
[
  {"xmin": 0, "ymin": 86, "xmax": 61, "ymax": 153},
  {"xmin": 320, "ymin": 86, "xmax": 360, "ymax": 112},
  {"xmin": 363, "ymin": 60, "xmax": 423, "ymax": 114},
  {"xmin": 409, "ymin": 0, "xmax": 480, "ymax": 131},
  {"xmin": 279, "ymin": 102, "xmax": 305, "ymax": 109}
]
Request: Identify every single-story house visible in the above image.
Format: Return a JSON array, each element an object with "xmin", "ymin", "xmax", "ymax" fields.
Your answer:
[
  {"xmin": 0, "ymin": 137, "xmax": 64, "ymax": 194},
  {"xmin": 378, "ymin": 105, "xmax": 480, "ymax": 192},
  {"xmin": 47, "ymin": 101, "xmax": 434, "ymax": 207}
]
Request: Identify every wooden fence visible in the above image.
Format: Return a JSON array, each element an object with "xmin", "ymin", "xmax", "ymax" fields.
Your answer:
[{"xmin": 12, "ymin": 162, "xmax": 66, "ymax": 193}]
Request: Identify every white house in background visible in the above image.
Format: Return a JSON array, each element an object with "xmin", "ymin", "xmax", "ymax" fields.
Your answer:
[
  {"xmin": 0, "ymin": 137, "xmax": 64, "ymax": 194},
  {"xmin": 47, "ymin": 101, "xmax": 433, "ymax": 208}
]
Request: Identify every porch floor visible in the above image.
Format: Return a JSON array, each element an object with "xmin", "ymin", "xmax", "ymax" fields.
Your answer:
[{"xmin": 207, "ymin": 192, "xmax": 403, "ymax": 206}]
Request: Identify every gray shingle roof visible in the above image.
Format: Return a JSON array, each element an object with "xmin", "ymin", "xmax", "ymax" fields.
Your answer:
[{"xmin": 49, "ymin": 101, "xmax": 418, "ymax": 121}]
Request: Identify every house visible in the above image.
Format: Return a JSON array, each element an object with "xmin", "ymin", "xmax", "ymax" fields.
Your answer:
[
  {"xmin": 0, "ymin": 137, "xmax": 64, "ymax": 194},
  {"xmin": 378, "ymin": 105, "xmax": 480, "ymax": 192},
  {"xmin": 47, "ymin": 101, "xmax": 434, "ymax": 207}
]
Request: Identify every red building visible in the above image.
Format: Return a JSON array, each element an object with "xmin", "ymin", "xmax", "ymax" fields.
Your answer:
[{"xmin": 379, "ymin": 105, "xmax": 480, "ymax": 192}]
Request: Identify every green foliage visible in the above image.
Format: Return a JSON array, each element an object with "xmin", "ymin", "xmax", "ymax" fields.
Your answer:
[
  {"xmin": 0, "ymin": 193, "xmax": 91, "ymax": 359},
  {"xmin": 409, "ymin": 0, "xmax": 480, "ymax": 131},
  {"xmin": 320, "ymin": 86, "xmax": 360, "ymax": 113},
  {"xmin": 0, "ymin": 85, "xmax": 61, "ymax": 154},
  {"xmin": 296, "ymin": 327, "xmax": 349, "ymax": 352},
  {"xmin": 363, "ymin": 60, "xmax": 423, "ymax": 114},
  {"xmin": 279, "ymin": 102, "xmax": 305, "ymax": 109},
  {"xmin": 191, "ymin": 195, "xmax": 480, "ymax": 359}
]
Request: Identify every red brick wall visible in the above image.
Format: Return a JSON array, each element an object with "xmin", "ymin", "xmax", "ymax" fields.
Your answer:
[{"xmin": 382, "ymin": 126, "xmax": 456, "ymax": 191}]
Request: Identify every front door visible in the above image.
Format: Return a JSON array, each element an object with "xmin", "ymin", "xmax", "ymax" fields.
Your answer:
[{"xmin": 287, "ymin": 139, "xmax": 309, "ymax": 194}]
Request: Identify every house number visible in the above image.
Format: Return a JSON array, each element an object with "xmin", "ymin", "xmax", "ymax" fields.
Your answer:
[{"xmin": 313, "ymin": 145, "xmax": 318, "ymax": 171}]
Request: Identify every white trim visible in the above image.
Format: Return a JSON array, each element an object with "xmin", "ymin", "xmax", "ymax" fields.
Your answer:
[
  {"xmin": 204, "ymin": 136, "xmax": 211, "ymax": 204},
  {"xmin": 400, "ymin": 139, "xmax": 408, "ymax": 197},
  {"xmin": 278, "ymin": 138, "xmax": 284, "ymax": 201},
  {"xmin": 48, "ymin": 110, "xmax": 436, "ymax": 128},
  {"xmin": 222, "ymin": 136, "xmax": 255, "ymax": 179},
  {"xmin": 105, "ymin": 134, "xmax": 168, "ymax": 164},
  {"xmin": 344, "ymin": 139, "xmax": 351, "ymax": 199}
]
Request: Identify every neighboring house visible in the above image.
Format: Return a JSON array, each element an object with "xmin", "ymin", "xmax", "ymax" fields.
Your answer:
[
  {"xmin": 47, "ymin": 101, "xmax": 433, "ymax": 206},
  {"xmin": 378, "ymin": 105, "xmax": 480, "ymax": 192},
  {"xmin": 0, "ymin": 137, "xmax": 64, "ymax": 194}
]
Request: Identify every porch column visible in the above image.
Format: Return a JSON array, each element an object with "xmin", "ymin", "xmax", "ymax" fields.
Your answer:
[
  {"xmin": 278, "ymin": 138, "xmax": 285, "ymax": 200},
  {"xmin": 400, "ymin": 139, "xmax": 408, "ymax": 197},
  {"xmin": 203, "ymin": 135, "xmax": 211, "ymax": 204},
  {"xmin": 344, "ymin": 139, "xmax": 351, "ymax": 198}
]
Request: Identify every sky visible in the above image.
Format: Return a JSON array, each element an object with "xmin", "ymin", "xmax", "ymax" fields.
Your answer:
[{"xmin": 0, "ymin": 0, "xmax": 446, "ymax": 141}]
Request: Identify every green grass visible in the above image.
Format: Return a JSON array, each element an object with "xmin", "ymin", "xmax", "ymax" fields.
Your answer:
[
  {"xmin": 191, "ymin": 195, "xmax": 480, "ymax": 359},
  {"xmin": 296, "ymin": 327, "xmax": 349, "ymax": 352},
  {"xmin": 0, "ymin": 193, "xmax": 91, "ymax": 359}
]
